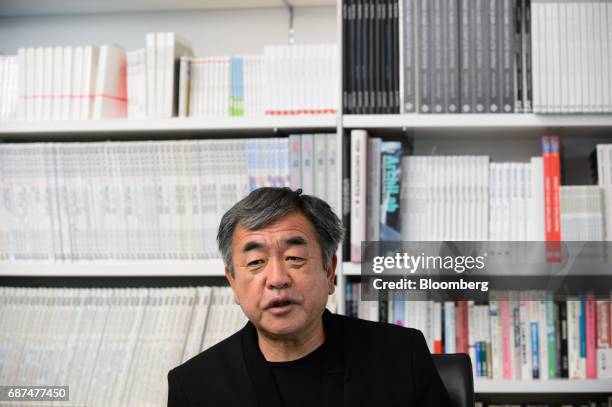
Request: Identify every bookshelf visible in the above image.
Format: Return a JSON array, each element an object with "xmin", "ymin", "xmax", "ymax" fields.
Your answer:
[
  {"xmin": 0, "ymin": 116, "xmax": 337, "ymax": 137},
  {"xmin": 0, "ymin": 260, "xmax": 226, "ymax": 277},
  {"xmin": 1, "ymin": 0, "xmax": 612, "ymax": 404},
  {"xmin": 343, "ymin": 114, "xmax": 612, "ymax": 129}
]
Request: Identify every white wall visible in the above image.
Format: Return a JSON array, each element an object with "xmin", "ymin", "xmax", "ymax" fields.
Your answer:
[{"xmin": 0, "ymin": 6, "xmax": 337, "ymax": 55}]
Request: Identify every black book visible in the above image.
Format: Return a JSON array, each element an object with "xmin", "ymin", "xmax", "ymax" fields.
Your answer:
[
  {"xmin": 559, "ymin": 301, "xmax": 569, "ymax": 378},
  {"xmin": 417, "ymin": 0, "xmax": 431, "ymax": 113},
  {"xmin": 474, "ymin": 0, "xmax": 488, "ymax": 113},
  {"xmin": 487, "ymin": 0, "xmax": 500, "ymax": 112},
  {"xmin": 391, "ymin": 0, "xmax": 399, "ymax": 113},
  {"xmin": 402, "ymin": 0, "xmax": 416, "ymax": 112},
  {"xmin": 343, "ymin": 0, "xmax": 351, "ymax": 113},
  {"xmin": 513, "ymin": 0, "xmax": 523, "ymax": 113},
  {"xmin": 445, "ymin": 0, "xmax": 460, "ymax": 113},
  {"xmin": 522, "ymin": 0, "xmax": 532, "ymax": 113},
  {"xmin": 368, "ymin": 0, "xmax": 377, "ymax": 113},
  {"xmin": 459, "ymin": 0, "xmax": 474, "ymax": 113},
  {"xmin": 432, "ymin": 0, "xmax": 444, "ymax": 113},
  {"xmin": 501, "ymin": 0, "xmax": 515, "ymax": 113},
  {"xmin": 342, "ymin": 133, "xmax": 351, "ymax": 261},
  {"xmin": 363, "ymin": 0, "xmax": 370, "ymax": 114},
  {"xmin": 356, "ymin": 0, "xmax": 364, "ymax": 114}
]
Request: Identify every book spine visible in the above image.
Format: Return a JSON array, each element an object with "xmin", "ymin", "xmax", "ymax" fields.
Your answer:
[
  {"xmin": 488, "ymin": 0, "xmax": 500, "ymax": 112},
  {"xmin": 446, "ymin": 0, "xmax": 459, "ymax": 113},
  {"xmin": 474, "ymin": 0, "xmax": 487, "ymax": 113},
  {"xmin": 403, "ymin": 0, "xmax": 415, "ymax": 112},
  {"xmin": 350, "ymin": 130, "xmax": 367, "ymax": 262},
  {"xmin": 523, "ymin": 0, "xmax": 532, "ymax": 112},
  {"xmin": 431, "ymin": 0, "xmax": 443, "ymax": 113},
  {"xmin": 380, "ymin": 141, "xmax": 402, "ymax": 240},
  {"xmin": 366, "ymin": 138, "xmax": 381, "ymax": 241},
  {"xmin": 417, "ymin": 0, "xmax": 431, "ymax": 112},
  {"xmin": 586, "ymin": 294, "xmax": 597, "ymax": 379},
  {"xmin": 501, "ymin": 0, "xmax": 514, "ymax": 113},
  {"xmin": 342, "ymin": 134, "xmax": 351, "ymax": 261},
  {"xmin": 459, "ymin": 0, "xmax": 473, "ymax": 112}
]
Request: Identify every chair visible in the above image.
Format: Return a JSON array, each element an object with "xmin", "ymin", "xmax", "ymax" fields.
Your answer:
[{"xmin": 432, "ymin": 353, "xmax": 474, "ymax": 407}]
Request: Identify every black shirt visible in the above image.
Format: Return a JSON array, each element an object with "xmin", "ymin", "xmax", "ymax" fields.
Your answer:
[{"xmin": 267, "ymin": 342, "xmax": 327, "ymax": 407}]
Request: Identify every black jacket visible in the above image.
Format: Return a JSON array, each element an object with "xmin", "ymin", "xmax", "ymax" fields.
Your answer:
[{"xmin": 167, "ymin": 309, "xmax": 450, "ymax": 406}]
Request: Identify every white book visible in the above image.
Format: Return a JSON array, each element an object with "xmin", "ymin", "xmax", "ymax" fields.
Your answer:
[
  {"xmin": 300, "ymin": 134, "xmax": 314, "ymax": 195},
  {"xmin": 16, "ymin": 49, "xmax": 26, "ymax": 120},
  {"xmin": 326, "ymin": 133, "xmax": 339, "ymax": 214},
  {"xmin": 314, "ymin": 134, "xmax": 327, "ymax": 200},
  {"xmin": 42, "ymin": 47, "xmax": 53, "ymax": 121},
  {"xmin": 145, "ymin": 32, "xmax": 157, "ymax": 118},
  {"xmin": 61, "ymin": 46, "xmax": 73, "ymax": 120},
  {"xmin": 71, "ymin": 46, "xmax": 83, "ymax": 120},
  {"xmin": 51, "ymin": 46, "xmax": 63, "ymax": 120},
  {"xmin": 92, "ymin": 45, "xmax": 127, "ymax": 119},
  {"xmin": 177, "ymin": 56, "xmax": 191, "ymax": 117},
  {"xmin": 33, "ymin": 47, "xmax": 44, "ymax": 121},
  {"xmin": 288, "ymin": 134, "xmax": 302, "ymax": 190},
  {"xmin": 81, "ymin": 46, "xmax": 99, "ymax": 120},
  {"xmin": 596, "ymin": 348, "xmax": 612, "ymax": 379},
  {"xmin": 530, "ymin": 157, "xmax": 545, "ymax": 241},
  {"xmin": 126, "ymin": 49, "xmax": 147, "ymax": 119},
  {"xmin": 350, "ymin": 129, "xmax": 367, "ymax": 262}
]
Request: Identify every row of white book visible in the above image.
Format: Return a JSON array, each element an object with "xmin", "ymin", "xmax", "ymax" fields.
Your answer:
[
  {"xmin": 0, "ymin": 286, "xmax": 338, "ymax": 407},
  {"xmin": 0, "ymin": 286, "xmax": 246, "ymax": 407},
  {"xmin": 13, "ymin": 45, "xmax": 128, "ymax": 122},
  {"xmin": 0, "ymin": 55, "xmax": 18, "ymax": 121},
  {"xmin": 172, "ymin": 44, "xmax": 338, "ymax": 119},
  {"xmin": 596, "ymin": 144, "xmax": 612, "ymax": 241},
  {"xmin": 0, "ymin": 139, "xmax": 290, "ymax": 262},
  {"xmin": 288, "ymin": 133, "xmax": 339, "ymax": 212},
  {"xmin": 402, "ymin": 156, "xmax": 604, "ymax": 242},
  {"xmin": 531, "ymin": 0, "xmax": 612, "ymax": 113}
]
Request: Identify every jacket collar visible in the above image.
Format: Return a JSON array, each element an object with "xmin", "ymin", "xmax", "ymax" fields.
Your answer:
[{"xmin": 240, "ymin": 309, "xmax": 344, "ymax": 407}]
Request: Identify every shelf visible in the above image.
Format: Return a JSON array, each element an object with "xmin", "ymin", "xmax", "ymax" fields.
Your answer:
[
  {"xmin": 342, "ymin": 262, "xmax": 361, "ymax": 276},
  {"xmin": 0, "ymin": 0, "xmax": 336, "ymax": 17},
  {"xmin": 0, "ymin": 260, "xmax": 226, "ymax": 277},
  {"xmin": 343, "ymin": 114, "xmax": 612, "ymax": 129},
  {"xmin": 474, "ymin": 378, "xmax": 612, "ymax": 393},
  {"xmin": 0, "ymin": 115, "xmax": 338, "ymax": 137}
]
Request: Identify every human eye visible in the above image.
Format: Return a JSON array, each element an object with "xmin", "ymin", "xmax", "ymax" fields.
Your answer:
[
  {"xmin": 286, "ymin": 256, "xmax": 306, "ymax": 265},
  {"xmin": 247, "ymin": 259, "xmax": 265, "ymax": 268}
]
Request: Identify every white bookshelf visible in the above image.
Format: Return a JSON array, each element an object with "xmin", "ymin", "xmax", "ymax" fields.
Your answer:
[
  {"xmin": 343, "ymin": 114, "xmax": 612, "ymax": 129},
  {"xmin": 474, "ymin": 378, "xmax": 612, "ymax": 393},
  {"xmin": 0, "ymin": 260, "xmax": 226, "ymax": 277},
  {"xmin": 0, "ymin": 0, "xmax": 336, "ymax": 17},
  {"xmin": 0, "ymin": 115, "xmax": 337, "ymax": 136}
]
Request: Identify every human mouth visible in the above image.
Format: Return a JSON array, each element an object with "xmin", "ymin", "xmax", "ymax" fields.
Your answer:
[{"xmin": 265, "ymin": 297, "xmax": 298, "ymax": 315}]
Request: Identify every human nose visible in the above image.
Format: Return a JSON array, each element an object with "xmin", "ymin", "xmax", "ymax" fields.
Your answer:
[{"xmin": 266, "ymin": 256, "xmax": 291, "ymax": 290}]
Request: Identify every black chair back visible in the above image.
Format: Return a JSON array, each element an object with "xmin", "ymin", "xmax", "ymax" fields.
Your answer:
[{"xmin": 432, "ymin": 353, "xmax": 474, "ymax": 407}]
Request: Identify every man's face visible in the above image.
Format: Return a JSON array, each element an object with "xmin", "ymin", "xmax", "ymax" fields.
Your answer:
[{"xmin": 225, "ymin": 211, "xmax": 336, "ymax": 339}]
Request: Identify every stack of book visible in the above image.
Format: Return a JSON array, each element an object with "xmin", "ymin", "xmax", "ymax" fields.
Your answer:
[
  {"xmin": 531, "ymin": 0, "xmax": 612, "ymax": 113},
  {"xmin": 344, "ymin": 289, "xmax": 612, "ymax": 380},
  {"xmin": 0, "ymin": 139, "xmax": 290, "ymax": 262},
  {"xmin": 0, "ymin": 55, "xmax": 18, "ymax": 121},
  {"xmin": 13, "ymin": 45, "xmax": 128, "ymax": 121},
  {"xmin": 170, "ymin": 44, "xmax": 337, "ymax": 118}
]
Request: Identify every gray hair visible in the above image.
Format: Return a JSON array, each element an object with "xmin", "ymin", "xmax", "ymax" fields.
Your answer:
[{"xmin": 217, "ymin": 187, "xmax": 344, "ymax": 277}]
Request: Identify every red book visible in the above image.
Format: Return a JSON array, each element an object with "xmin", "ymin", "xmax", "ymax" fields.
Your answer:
[
  {"xmin": 586, "ymin": 294, "xmax": 597, "ymax": 379},
  {"xmin": 456, "ymin": 301, "xmax": 469, "ymax": 354},
  {"xmin": 542, "ymin": 135, "xmax": 562, "ymax": 262}
]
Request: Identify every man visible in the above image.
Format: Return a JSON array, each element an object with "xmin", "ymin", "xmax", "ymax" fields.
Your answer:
[{"xmin": 167, "ymin": 187, "xmax": 450, "ymax": 406}]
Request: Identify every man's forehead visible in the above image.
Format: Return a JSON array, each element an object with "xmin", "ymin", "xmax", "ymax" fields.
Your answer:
[{"xmin": 232, "ymin": 213, "xmax": 317, "ymax": 248}]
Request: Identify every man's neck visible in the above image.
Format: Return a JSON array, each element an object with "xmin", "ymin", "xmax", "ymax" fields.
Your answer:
[{"xmin": 257, "ymin": 319, "xmax": 325, "ymax": 362}]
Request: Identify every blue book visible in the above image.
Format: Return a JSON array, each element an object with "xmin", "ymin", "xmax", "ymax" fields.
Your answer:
[
  {"xmin": 531, "ymin": 322, "xmax": 540, "ymax": 378},
  {"xmin": 579, "ymin": 295, "xmax": 586, "ymax": 359},
  {"xmin": 380, "ymin": 141, "xmax": 402, "ymax": 240}
]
